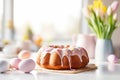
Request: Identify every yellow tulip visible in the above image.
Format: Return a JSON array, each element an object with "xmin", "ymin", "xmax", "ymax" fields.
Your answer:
[
  {"xmin": 88, "ymin": 0, "xmax": 107, "ymax": 14},
  {"xmin": 101, "ymin": 6, "xmax": 107, "ymax": 13}
]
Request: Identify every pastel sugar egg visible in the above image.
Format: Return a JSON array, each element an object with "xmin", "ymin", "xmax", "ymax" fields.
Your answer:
[
  {"xmin": 0, "ymin": 60, "xmax": 10, "ymax": 73},
  {"xmin": 18, "ymin": 50, "xmax": 31, "ymax": 59},
  {"xmin": 10, "ymin": 58, "xmax": 21, "ymax": 69},
  {"xmin": 107, "ymin": 54, "xmax": 118, "ymax": 63},
  {"xmin": 18, "ymin": 59, "xmax": 35, "ymax": 73}
]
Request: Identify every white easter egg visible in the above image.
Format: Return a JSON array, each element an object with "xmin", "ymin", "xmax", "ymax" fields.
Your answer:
[
  {"xmin": 0, "ymin": 60, "xmax": 9, "ymax": 73},
  {"xmin": 3, "ymin": 45, "xmax": 18, "ymax": 58}
]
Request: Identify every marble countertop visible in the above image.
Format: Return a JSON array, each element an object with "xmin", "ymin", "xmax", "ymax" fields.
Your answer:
[{"xmin": 0, "ymin": 59, "xmax": 120, "ymax": 80}]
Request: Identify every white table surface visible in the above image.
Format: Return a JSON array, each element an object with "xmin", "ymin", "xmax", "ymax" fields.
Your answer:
[{"xmin": 0, "ymin": 59, "xmax": 120, "ymax": 80}]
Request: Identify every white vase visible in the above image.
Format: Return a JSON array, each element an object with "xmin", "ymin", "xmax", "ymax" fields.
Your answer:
[{"xmin": 95, "ymin": 39, "xmax": 114, "ymax": 64}]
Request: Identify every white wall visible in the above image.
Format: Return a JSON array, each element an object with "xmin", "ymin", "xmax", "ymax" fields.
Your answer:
[{"xmin": 14, "ymin": 0, "xmax": 83, "ymax": 40}]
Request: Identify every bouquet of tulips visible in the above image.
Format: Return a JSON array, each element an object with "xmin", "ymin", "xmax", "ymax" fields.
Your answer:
[{"xmin": 83, "ymin": 0, "xmax": 119, "ymax": 39}]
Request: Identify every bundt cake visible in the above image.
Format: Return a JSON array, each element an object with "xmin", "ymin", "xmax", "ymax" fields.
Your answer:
[{"xmin": 36, "ymin": 45, "xmax": 89, "ymax": 70}]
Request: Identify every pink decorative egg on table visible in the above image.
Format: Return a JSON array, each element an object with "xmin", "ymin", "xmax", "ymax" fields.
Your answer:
[
  {"xmin": 18, "ymin": 59, "xmax": 35, "ymax": 73},
  {"xmin": 18, "ymin": 50, "xmax": 31, "ymax": 59},
  {"xmin": 107, "ymin": 54, "xmax": 118, "ymax": 63},
  {"xmin": 10, "ymin": 58, "xmax": 21, "ymax": 69}
]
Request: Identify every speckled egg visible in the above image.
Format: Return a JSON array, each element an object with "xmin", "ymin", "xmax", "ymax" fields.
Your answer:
[
  {"xmin": 18, "ymin": 59, "xmax": 35, "ymax": 73},
  {"xmin": 0, "ymin": 60, "xmax": 10, "ymax": 73},
  {"xmin": 10, "ymin": 58, "xmax": 21, "ymax": 69},
  {"xmin": 18, "ymin": 50, "xmax": 31, "ymax": 59},
  {"xmin": 107, "ymin": 54, "xmax": 118, "ymax": 63}
]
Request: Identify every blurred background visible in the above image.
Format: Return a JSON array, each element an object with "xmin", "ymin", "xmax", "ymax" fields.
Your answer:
[{"xmin": 0, "ymin": 0, "xmax": 120, "ymax": 57}]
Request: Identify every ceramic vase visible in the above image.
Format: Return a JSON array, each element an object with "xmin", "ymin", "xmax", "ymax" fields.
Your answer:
[{"xmin": 95, "ymin": 39, "xmax": 114, "ymax": 64}]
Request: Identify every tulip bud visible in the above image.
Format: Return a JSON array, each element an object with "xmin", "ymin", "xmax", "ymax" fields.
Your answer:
[
  {"xmin": 113, "ymin": 13, "xmax": 117, "ymax": 21},
  {"xmin": 95, "ymin": 9, "xmax": 100, "ymax": 17},
  {"xmin": 95, "ymin": 9, "xmax": 105, "ymax": 18},
  {"xmin": 107, "ymin": 6, "xmax": 112, "ymax": 16},
  {"xmin": 111, "ymin": 1, "xmax": 119, "ymax": 12},
  {"xmin": 83, "ymin": 7, "xmax": 90, "ymax": 18}
]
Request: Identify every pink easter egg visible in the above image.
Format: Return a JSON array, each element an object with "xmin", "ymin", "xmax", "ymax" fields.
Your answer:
[
  {"xmin": 18, "ymin": 50, "xmax": 31, "ymax": 59},
  {"xmin": 107, "ymin": 54, "xmax": 118, "ymax": 63},
  {"xmin": 18, "ymin": 59, "xmax": 35, "ymax": 73},
  {"xmin": 10, "ymin": 58, "xmax": 21, "ymax": 69}
]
